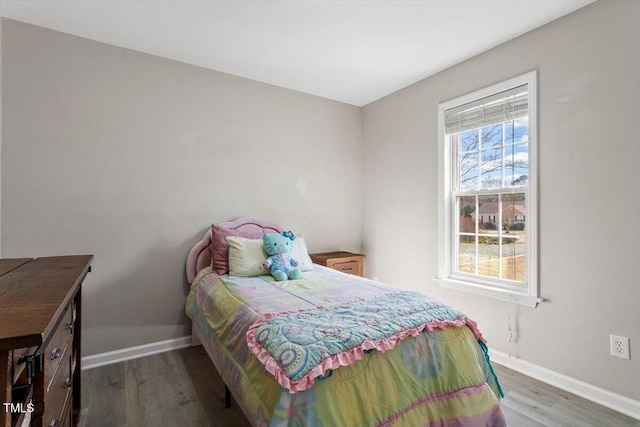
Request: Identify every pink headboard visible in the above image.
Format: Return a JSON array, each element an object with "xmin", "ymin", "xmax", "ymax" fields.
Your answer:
[{"xmin": 185, "ymin": 217, "xmax": 283, "ymax": 283}]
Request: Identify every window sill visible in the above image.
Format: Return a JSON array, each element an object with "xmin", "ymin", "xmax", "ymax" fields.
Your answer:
[{"xmin": 435, "ymin": 277, "xmax": 542, "ymax": 307}]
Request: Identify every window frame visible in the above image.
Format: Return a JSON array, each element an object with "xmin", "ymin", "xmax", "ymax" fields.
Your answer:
[{"xmin": 436, "ymin": 71, "xmax": 541, "ymax": 307}]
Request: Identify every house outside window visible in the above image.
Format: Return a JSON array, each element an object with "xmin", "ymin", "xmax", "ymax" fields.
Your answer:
[{"xmin": 437, "ymin": 71, "xmax": 540, "ymax": 307}]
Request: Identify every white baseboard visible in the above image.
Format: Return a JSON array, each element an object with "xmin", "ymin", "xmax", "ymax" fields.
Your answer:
[
  {"xmin": 489, "ymin": 349, "xmax": 640, "ymax": 420},
  {"xmin": 81, "ymin": 336, "xmax": 192, "ymax": 370}
]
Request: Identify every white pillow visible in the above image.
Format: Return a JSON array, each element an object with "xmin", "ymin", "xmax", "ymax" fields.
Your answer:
[
  {"xmin": 226, "ymin": 236, "xmax": 268, "ymax": 276},
  {"xmin": 291, "ymin": 235, "xmax": 314, "ymax": 272}
]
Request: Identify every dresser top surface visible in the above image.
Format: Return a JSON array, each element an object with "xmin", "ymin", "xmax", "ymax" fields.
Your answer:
[
  {"xmin": 0, "ymin": 258, "xmax": 32, "ymax": 277},
  {"xmin": 0, "ymin": 255, "xmax": 93, "ymax": 350}
]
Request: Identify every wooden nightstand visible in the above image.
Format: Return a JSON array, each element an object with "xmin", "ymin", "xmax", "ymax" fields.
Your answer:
[{"xmin": 310, "ymin": 251, "xmax": 365, "ymax": 277}]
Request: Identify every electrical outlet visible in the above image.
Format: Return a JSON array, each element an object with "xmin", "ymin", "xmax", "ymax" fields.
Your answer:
[{"xmin": 610, "ymin": 334, "xmax": 630, "ymax": 360}]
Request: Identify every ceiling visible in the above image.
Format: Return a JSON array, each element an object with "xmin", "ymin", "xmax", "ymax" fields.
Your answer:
[{"xmin": 1, "ymin": 0, "xmax": 595, "ymax": 106}]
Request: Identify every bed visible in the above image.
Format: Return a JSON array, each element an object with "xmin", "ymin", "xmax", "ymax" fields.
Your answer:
[{"xmin": 185, "ymin": 217, "xmax": 506, "ymax": 426}]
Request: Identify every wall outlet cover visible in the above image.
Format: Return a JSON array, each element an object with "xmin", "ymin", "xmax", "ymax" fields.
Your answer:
[{"xmin": 609, "ymin": 334, "xmax": 630, "ymax": 360}]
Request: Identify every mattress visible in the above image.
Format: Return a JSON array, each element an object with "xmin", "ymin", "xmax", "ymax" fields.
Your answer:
[{"xmin": 185, "ymin": 265, "xmax": 505, "ymax": 427}]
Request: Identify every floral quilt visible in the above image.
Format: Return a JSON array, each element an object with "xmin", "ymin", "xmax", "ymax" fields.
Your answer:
[{"xmin": 247, "ymin": 291, "xmax": 485, "ymax": 393}]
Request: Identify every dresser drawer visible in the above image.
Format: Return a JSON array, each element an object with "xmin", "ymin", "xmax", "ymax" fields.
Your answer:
[
  {"xmin": 43, "ymin": 345, "xmax": 72, "ymax": 427},
  {"xmin": 60, "ymin": 397, "xmax": 72, "ymax": 427},
  {"xmin": 44, "ymin": 305, "xmax": 74, "ymax": 393}
]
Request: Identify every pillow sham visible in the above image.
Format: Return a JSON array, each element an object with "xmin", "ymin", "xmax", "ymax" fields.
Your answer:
[
  {"xmin": 211, "ymin": 225, "xmax": 264, "ymax": 274},
  {"xmin": 227, "ymin": 236, "xmax": 268, "ymax": 277},
  {"xmin": 291, "ymin": 235, "xmax": 314, "ymax": 272}
]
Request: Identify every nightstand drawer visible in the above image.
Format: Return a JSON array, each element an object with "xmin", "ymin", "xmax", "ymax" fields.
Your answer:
[
  {"xmin": 332, "ymin": 261, "xmax": 359, "ymax": 275},
  {"xmin": 310, "ymin": 251, "xmax": 365, "ymax": 277}
]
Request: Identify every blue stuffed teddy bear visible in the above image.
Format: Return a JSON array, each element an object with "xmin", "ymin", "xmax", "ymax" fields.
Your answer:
[{"xmin": 262, "ymin": 232, "xmax": 301, "ymax": 281}]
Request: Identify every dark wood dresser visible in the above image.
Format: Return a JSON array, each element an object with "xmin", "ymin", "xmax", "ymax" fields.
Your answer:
[
  {"xmin": 0, "ymin": 256, "xmax": 93, "ymax": 427},
  {"xmin": 310, "ymin": 251, "xmax": 365, "ymax": 277}
]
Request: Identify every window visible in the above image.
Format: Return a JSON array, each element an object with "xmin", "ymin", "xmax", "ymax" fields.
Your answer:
[{"xmin": 437, "ymin": 71, "xmax": 540, "ymax": 307}]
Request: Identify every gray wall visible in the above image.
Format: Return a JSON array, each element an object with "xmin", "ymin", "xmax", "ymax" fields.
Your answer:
[
  {"xmin": 1, "ymin": 19, "xmax": 362, "ymax": 356},
  {"xmin": 362, "ymin": 0, "xmax": 639, "ymax": 401}
]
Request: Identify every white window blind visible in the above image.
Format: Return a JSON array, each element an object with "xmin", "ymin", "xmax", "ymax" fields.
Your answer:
[{"xmin": 445, "ymin": 85, "xmax": 528, "ymax": 134}]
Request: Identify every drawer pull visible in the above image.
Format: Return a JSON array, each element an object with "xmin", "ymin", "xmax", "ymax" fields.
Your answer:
[
  {"xmin": 50, "ymin": 420, "xmax": 60, "ymax": 427},
  {"xmin": 65, "ymin": 321, "xmax": 74, "ymax": 331},
  {"xmin": 50, "ymin": 347, "xmax": 62, "ymax": 360},
  {"xmin": 64, "ymin": 377, "xmax": 72, "ymax": 388}
]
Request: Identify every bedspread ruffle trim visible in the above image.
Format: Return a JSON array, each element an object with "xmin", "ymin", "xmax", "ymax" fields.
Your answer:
[{"xmin": 246, "ymin": 307, "xmax": 484, "ymax": 394}]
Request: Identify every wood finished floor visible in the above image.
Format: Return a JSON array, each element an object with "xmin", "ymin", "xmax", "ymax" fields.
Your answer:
[{"xmin": 79, "ymin": 346, "xmax": 639, "ymax": 427}]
